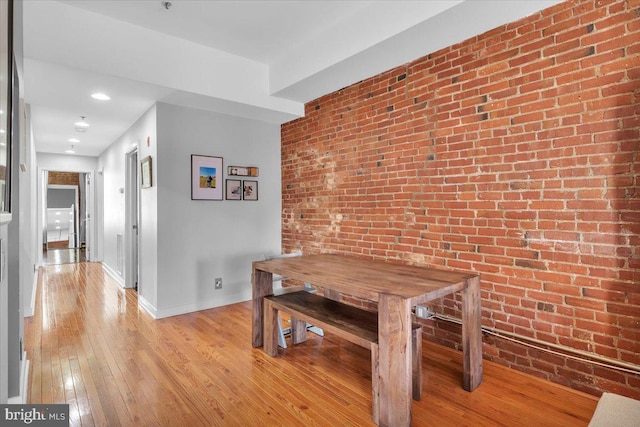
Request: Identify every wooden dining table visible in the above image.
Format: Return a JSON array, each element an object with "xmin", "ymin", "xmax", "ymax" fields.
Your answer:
[{"xmin": 252, "ymin": 253, "xmax": 482, "ymax": 427}]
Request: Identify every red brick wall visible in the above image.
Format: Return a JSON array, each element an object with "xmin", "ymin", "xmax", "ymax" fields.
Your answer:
[
  {"xmin": 281, "ymin": 0, "xmax": 640, "ymax": 398},
  {"xmin": 48, "ymin": 171, "xmax": 80, "ymax": 187}
]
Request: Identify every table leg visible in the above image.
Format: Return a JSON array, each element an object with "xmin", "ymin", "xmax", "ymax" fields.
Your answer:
[
  {"xmin": 252, "ymin": 267, "xmax": 273, "ymax": 348},
  {"xmin": 462, "ymin": 275, "xmax": 483, "ymax": 391},
  {"xmin": 412, "ymin": 326, "xmax": 422, "ymax": 401},
  {"xmin": 377, "ymin": 294, "xmax": 412, "ymax": 427}
]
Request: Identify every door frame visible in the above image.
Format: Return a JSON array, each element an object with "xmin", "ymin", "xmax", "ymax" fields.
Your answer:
[
  {"xmin": 124, "ymin": 148, "xmax": 139, "ymax": 290},
  {"xmin": 84, "ymin": 172, "xmax": 94, "ymax": 261},
  {"xmin": 37, "ymin": 168, "xmax": 97, "ymax": 266}
]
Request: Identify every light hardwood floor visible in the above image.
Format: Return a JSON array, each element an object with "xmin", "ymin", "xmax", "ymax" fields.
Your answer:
[{"xmin": 25, "ymin": 262, "xmax": 598, "ymax": 426}]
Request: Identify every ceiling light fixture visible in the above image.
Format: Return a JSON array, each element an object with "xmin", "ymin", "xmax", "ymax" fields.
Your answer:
[
  {"xmin": 65, "ymin": 144, "xmax": 76, "ymax": 154},
  {"xmin": 91, "ymin": 92, "xmax": 111, "ymax": 101},
  {"xmin": 68, "ymin": 138, "xmax": 80, "ymax": 143},
  {"xmin": 74, "ymin": 116, "xmax": 89, "ymax": 133}
]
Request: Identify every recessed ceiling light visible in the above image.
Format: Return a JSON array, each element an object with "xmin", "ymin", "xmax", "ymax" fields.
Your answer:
[
  {"xmin": 65, "ymin": 149, "xmax": 76, "ymax": 154},
  {"xmin": 68, "ymin": 138, "xmax": 80, "ymax": 143},
  {"xmin": 74, "ymin": 116, "xmax": 89, "ymax": 132},
  {"xmin": 91, "ymin": 92, "xmax": 111, "ymax": 101}
]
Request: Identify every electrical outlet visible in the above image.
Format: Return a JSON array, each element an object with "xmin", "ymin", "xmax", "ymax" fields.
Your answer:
[
  {"xmin": 215, "ymin": 277, "xmax": 222, "ymax": 289},
  {"xmin": 415, "ymin": 305, "xmax": 431, "ymax": 319}
]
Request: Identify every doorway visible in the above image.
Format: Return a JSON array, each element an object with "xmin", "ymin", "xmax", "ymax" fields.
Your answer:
[{"xmin": 42, "ymin": 170, "xmax": 93, "ymax": 265}]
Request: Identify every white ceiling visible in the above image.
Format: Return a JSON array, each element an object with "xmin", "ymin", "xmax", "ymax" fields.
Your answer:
[
  {"xmin": 57, "ymin": 0, "xmax": 374, "ymax": 65},
  {"xmin": 21, "ymin": 0, "xmax": 562, "ymax": 157}
]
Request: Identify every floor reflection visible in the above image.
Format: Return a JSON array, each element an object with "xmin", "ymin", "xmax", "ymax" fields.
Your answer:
[{"xmin": 43, "ymin": 248, "xmax": 87, "ymax": 265}]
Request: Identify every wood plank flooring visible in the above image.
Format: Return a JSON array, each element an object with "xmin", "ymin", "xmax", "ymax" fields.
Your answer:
[
  {"xmin": 42, "ymin": 248, "xmax": 87, "ymax": 265},
  {"xmin": 25, "ymin": 262, "xmax": 599, "ymax": 426}
]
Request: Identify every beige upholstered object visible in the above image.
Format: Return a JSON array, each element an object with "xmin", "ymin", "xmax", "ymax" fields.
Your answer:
[{"xmin": 588, "ymin": 392, "xmax": 640, "ymax": 427}]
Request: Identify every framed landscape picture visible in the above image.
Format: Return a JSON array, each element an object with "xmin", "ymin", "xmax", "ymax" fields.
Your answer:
[
  {"xmin": 243, "ymin": 180, "xmax": 258, "ymax": 201},
  {"xmin": 191, "ymin": 155, "xmax": 223, "ymax": 200}
]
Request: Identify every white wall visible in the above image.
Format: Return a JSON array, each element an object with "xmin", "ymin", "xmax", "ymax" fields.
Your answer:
[
  {"xmin": 155, "ymin": 103, "xmax": 281, "ymax": 317},
  {"xmin": 23, "ymin": 106, "xmax": 38, "ymax": 318},
  {"xmin": 99, "ymin": 105, "xmax": 157, "ymax": 305},
  {"xmin": 37, "ymin": 153, "xmax": 98, "ymax": 172},
  {"xmin": 98, "ymin": 102, "xmax": 281, "ymax": 318}
]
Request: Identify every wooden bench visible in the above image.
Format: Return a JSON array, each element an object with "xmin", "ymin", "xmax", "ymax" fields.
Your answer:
[{"xmin": 263, "ymin": 291, "xmax": 422, "ymax": 423}]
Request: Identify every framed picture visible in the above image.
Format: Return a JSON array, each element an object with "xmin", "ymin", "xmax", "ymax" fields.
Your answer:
[
  {"xmin": 191, "ymin": 155, "xmax": 223, "ymax": 200},
  {"xmin": 226, "ymin": 179, "xmax": 242, "ymax": 200},
  {"xmin": 140, "ymin": 156, "xmax": 152, "ymax": 188},
  {"xmin": 243, "ymin": 180, "xmax": 258, "ymax": 201},
  {"xmin": 228, "ymin": 166, "xmax": 259, "ymax": 177}
]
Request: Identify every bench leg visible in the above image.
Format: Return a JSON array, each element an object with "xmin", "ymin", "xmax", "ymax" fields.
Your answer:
[
  {"xmin": 412, "ymin": 326, "xmax": 423, "ymax": 401},
  {"xmin": 263, "ymin": 300, "xmax": 279, "ymax": 357},
  {"xmin": 290, "ymin": 317, "xmax": 307, "ymax": 344}
]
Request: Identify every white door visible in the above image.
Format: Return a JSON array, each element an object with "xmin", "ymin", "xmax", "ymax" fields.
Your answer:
[{"xmin": 125, "ymin": 149, "xmax": 139, "ymax": 290}]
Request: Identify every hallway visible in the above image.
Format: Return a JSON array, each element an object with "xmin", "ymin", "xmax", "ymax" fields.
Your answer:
[
  {"xmin": 42, "ymin": 248, "xmax": 87, "ymax": 265},
  {"xmin": 25, "ymin": 262, "xmax": 598, "ymax": 426}
]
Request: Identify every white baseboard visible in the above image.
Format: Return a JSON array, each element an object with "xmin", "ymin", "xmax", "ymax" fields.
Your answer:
[
  {"xmin": 24, "ymin": 271, "xmax": 39, "ymax": 318},
  {"xmin": 138, "ymin": 294, "xmax": 250, "ymax": 319},
  {"xmin": 101, "ymin": 262, "xmax": 125, "ymax": 288},
  {"xmin": 137, "ymin": 295, "xmax": 157, "ymax": 319},
  {"xmin": 154, "ymin": 292, "xmax": 251, "ymax": 319},
  {"xmin": 8, "ymin": 353, "xmax": 29, "ymax": 404}
]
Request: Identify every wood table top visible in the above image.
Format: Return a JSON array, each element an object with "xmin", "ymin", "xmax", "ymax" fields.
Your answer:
[{"xmin": 253, "ymin": 253, "xmax": 478, "ymax": 304}]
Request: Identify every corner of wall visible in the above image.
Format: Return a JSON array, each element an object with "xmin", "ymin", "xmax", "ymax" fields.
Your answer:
[{"xmin": 7, "ymin": 354, "xmax": 29, "ymax": 405}]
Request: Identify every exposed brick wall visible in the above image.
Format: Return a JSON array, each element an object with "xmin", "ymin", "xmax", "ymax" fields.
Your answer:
[
  {"xmin": 281, "ymin": 0, "xmax": 640, "ymax": 398},
  {"xmin": 48, "ymin": 171, "xmax": 80, "ymax": 186}
]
